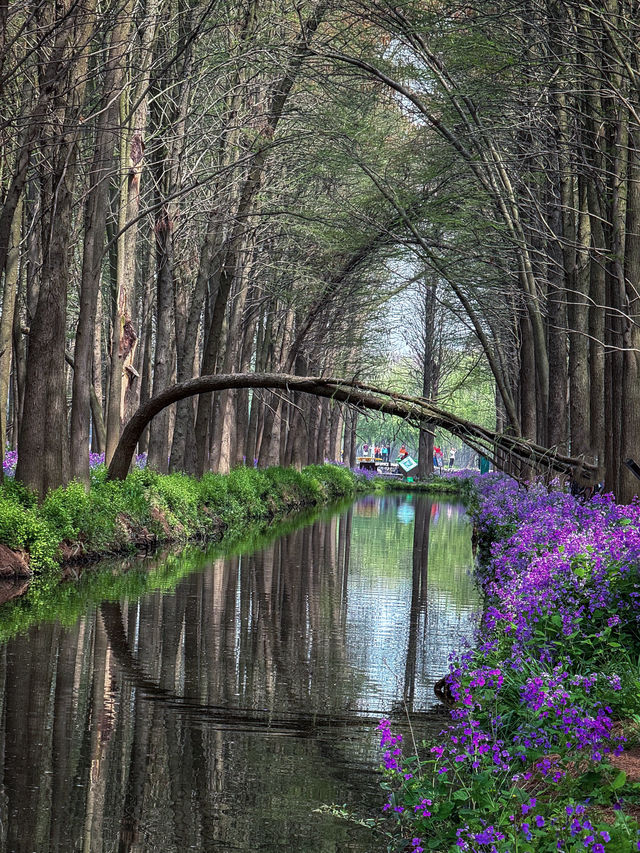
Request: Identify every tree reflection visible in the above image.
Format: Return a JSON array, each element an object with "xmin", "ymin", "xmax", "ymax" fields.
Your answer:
[
  {"xmin": 0, "ymin": 497, "xmax": 477, "ymax": 853},
  {"xmin": 0, "ymin": 509, "xmax": 379, "ymax": 853},
  {"xmin": 404, "ymin": 499, "xmax": 431, "ymax": 709}
]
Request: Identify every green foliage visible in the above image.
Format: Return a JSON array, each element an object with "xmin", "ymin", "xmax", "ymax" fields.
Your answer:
[
  {"xmin": 304, "ymin": 463, "xmax": 357, "ymax": 499},
  {"xmin": 266, "ymin": 465, "xmax": 322, "ymax": 508},
  {"xmin": 0, "ymin": 464, "xmax": 365, "ymax": 581},
  {"xmin": 0, "ymin": 494, "xmax": 59, "ymax": 571},
  {"xmin": 151, "ymin": 472, "xmax": 206, "ymax": 535},
  {"xmin": 40, "ymin": 481, "xmax": 91, "ymax": 540},
  {"xmin": 380, "ymin": 477, "xmax": 464, "ymax": 495},
  {"xmin": 225, "ymin": 466, "xmax": 268, "ymax": 520}
]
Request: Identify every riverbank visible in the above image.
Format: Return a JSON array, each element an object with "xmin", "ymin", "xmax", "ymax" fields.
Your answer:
[
  {"xmin": 379, "ymin": 470, "xmax": 470, "ymax": 496},
  {"xmin": 0, "ymin": 463, "xmax": 366, "ymax": 583},
  {"xmin": 376, "ymin": 472, "xmax": 640, "ymax": 852}
]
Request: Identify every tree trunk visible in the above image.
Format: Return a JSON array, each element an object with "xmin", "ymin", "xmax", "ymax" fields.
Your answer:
[
  {"xmin": 619, "ymin": 129, "xmax": 640, "ymax": 502},
  {"xmin": 417, "ymin": 278, "xmax": 437, "ymax": 479},
  {"xmin": 519, "ymin": 314, "xmax": 537, "ymax": 442},
  {"xmin": 0, "ymin": 194, "xmax": 21, "ymax": 479},
  {"xmin": 105, "ymin": 0, "xmax": 158, "ymax": 463},
  {"xmin": 16, "ymin": 2, "xmax": 94, "ymax": 494},
  {"xmin": 147, "ymin": 211, "xmax": 175, "ymax": 472},
  {"xmin": 568, "ymin": 179, "xmax": 591, "ymax": 459},
  {"xmin": 91, "ymin": 290, "xmax": 105, "ymax": 453},
  {"xmin": 70, "ymin": 8, "xmax": 129, "ymax": 482}
]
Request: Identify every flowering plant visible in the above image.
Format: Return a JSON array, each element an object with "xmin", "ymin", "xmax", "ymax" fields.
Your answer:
[{"xmin": 376, "ymin": 474, "xmax": 640, "ymax": 852}]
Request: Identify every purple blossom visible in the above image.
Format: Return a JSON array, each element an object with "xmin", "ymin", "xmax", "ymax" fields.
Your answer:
[
  {"xmin": 2, "ymin": 449, "xmax": 17, "ymax": 478},
  {"xmin": 375, "ymin": 472, "xmax": 640, "ymax": 852},
  {"xmin": 3, "ymin": 450, "xmax": 148, "ymax": 475}
]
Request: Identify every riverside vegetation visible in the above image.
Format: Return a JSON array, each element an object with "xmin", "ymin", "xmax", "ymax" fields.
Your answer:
[
  {"xmin": 0, "ymin": 461, "xmax": 364, "ymax": 580},
  {"xmin": 375, "ymin": 473, "xmax": 640, "ymax": 853},
  {"xmin": 0, "ymin": 462, "xmax": 454, "ymax": 643}
]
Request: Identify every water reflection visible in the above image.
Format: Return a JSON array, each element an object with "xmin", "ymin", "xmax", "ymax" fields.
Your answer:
[{"xmin": 0, "ymin": 494, "xmax": 478, "ymax": 853}]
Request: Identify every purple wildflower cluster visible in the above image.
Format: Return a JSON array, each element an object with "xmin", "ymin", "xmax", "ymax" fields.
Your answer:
[
  {"xmin": 440, "ymin": 468, "xmax": 479, "ymax": 480},
  {"xmin": 455, "ymin": 823, "xmax": 507, "ymax": 853},
  {"xmin": 378, "ymin": 719, "xmax": 405, "ymax": 774},
  {"xmin": 89, "ymin": 451, "xmax": 147, "ymax": 469},
  {"xmin": 376, "ymin": 473, "xmax": 640, "ymax": 852},
  {"xmin": 2, "ymin": 449, "xmax": 17, "ymax": 478},
  {"xmin": 2, "ymin": 450, "xmax": 148, "ymax": 479},
  {"xmin": 350, "ymin": 466, "xmax": 379, "ymax": 481}
]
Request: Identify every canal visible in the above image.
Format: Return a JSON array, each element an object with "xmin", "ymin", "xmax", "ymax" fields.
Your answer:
[{"xmin": 0, "ymin": 492, "xmax": 479, "ymax": 853}]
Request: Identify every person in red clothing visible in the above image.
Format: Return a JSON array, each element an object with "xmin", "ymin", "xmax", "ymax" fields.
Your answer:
[{"xmin": 399, "ymin": 445, "xmax": 408, "ymax": 460}]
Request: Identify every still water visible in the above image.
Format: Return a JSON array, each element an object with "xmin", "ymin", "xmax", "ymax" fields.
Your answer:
[{"xmin": 0, "ymin": 493, "xmax": 478, "ymax": 853}]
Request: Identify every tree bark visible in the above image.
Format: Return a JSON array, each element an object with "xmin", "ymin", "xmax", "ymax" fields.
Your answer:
[
  {"xmin": 0, "ymin": 194, "xmax": 21, "ymax": 479},
  {"xmin": 17, "ymin": 1, "xmax": 95, "ymax": 495},
  {"xmin": 619, "ymin": 127, "xmax": 640, "ymax": 502},
  {"xmin": 70, "ymin": 6, "xmax": 130, "ymax": 482}
]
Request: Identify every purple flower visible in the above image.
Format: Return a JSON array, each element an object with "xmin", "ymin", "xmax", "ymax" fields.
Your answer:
[{"xmin": 375, "ymin": 473, "xmax": 640, "ymax": 852}]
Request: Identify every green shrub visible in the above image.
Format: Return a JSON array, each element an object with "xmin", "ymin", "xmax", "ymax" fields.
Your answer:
[
  {"xmin": 266, "ymin": 466, "xmax": 320, "ymax": 509},
  {"xmin": 0, "ymin": 495, "xmax": 58, "ymax": 571},
  {"xmin": 198, "ymin": 472, "xmax": 240, "ymax": 523},
  {"xmin": 0, "ymin": 477, "xmax": 38, "ymax": 508},
  {"xmin": 89, "ymin": 463, "xmax": 109, "ymax": 488},
  {"xmin": 152, "ymin": 473, "xmax": 203, "ymax": 535},
  {"xmin": 41, "ymin": 481, "xmax": 90, "ymax": 540},
  {"xmin": 226, "ymin": 466, "xmax": 267, "ymax": 520},
  {"xmin": 304, "ymin": 463, "xmax": 356, "ymax": 498},
  {"xmin": 0, "ymin": 461, "xmax": 370, "ymax": 579}
]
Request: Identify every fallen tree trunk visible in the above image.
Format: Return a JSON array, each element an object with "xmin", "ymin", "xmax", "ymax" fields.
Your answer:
[{"xmin": 106, "ymin": 373, "xmax": 599, "ymax": 483}]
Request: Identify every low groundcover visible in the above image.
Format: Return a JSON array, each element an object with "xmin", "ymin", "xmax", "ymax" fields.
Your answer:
[
  {"xmin": 377, "ymin": 472, "xmax": 640, "ymax": 853},
  {"xmin": 0, "ymin": 462, "xmax": 364, "ymax": 577}
]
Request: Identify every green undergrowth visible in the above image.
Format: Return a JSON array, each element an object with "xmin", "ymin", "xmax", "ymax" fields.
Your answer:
[
  {"xmin": 0, "ymin": 463, "xmax": 364, "ymax": 582},
  {"xmin": 378, "ymin": 476, "xmax": 465, "ymax": 495},
  {"xmin": 0, "ymin": 496, "xmax": 355, "ymax": 644}
]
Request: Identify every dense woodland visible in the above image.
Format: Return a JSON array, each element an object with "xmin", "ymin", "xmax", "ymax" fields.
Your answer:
[{"xmin": 1, "ymin": 0, "xmax": 640, "ymax": 499}]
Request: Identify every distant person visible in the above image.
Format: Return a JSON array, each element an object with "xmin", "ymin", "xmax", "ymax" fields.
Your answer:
[
  {"xmin": 381, "ymin": 446, "xmax": 389, "ymax": 462},
  {"xmin": 436, "ymin": 447, "xmax": 444, "ymax": 469},
  {"xmin": 399, "ymin": 445, "xmax": 408, "ymax": 460},
  {"xmin": 480, "ymin": 455, "xmax": 490, "ymax": 474},
  {"xmin": 363, "ymin": 443, "xmax": 369, "ymax": 454},
  {"xmin": 449, "ymin": 447, "xmax": 456, "ymax": 468}
]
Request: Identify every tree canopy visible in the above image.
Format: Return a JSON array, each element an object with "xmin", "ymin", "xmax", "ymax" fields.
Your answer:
[{"xmin": 0, "ymin": 0, "xmax": 638, "ymax": 497}]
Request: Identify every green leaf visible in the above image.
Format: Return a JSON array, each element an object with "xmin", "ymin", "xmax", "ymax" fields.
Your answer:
[{"xmin": 611, "ymin": 770, "xmax": 627, "ymax": 790}]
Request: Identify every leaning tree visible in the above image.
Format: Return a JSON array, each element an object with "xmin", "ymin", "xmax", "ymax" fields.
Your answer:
[{"xmin": 106, "ymin": 372, "xmax": 599, "ymax": 486}]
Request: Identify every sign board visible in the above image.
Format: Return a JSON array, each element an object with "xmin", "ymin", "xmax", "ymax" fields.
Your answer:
[{"xmin": 398, "ymin": 455, "xmax": 418, "ymax": 473}]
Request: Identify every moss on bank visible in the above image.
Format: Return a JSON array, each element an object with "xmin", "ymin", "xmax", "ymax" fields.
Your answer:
[{"xmin": 0, "ymin": 463, "xmax": 365, "ymax": 578}]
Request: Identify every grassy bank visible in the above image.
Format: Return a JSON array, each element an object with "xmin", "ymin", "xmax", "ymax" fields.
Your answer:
[
  {"xmin": 0, "ymin": 463, "xmax": 365, "ymax": 580},
  {"xmin": 0, "ymin": 497, "xmax": 355, "ymax": 644},
  {"xmin": 379, "ymin": 472, "xmax": 469, "ymax": 496},
  {"xmin": 375, "ymin": 472, "xmax": 640, "ymax": 853}
]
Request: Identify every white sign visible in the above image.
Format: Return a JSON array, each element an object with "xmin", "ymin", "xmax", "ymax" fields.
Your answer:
[{"xmin": 398, "ymin": 455, "xmax": 418, "ymax": 472}]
